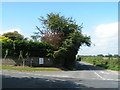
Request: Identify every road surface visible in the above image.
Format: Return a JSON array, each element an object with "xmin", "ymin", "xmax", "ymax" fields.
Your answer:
[{"xmin": 1, "ymin": 61, "xmax": 119, "ymax": 89}]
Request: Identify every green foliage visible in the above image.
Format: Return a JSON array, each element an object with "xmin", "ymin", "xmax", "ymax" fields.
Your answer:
[
  {"xmin": 55, "ymin": 31, "xmax": 90, "ymax": 69},
  {"xmin": 53, "ymin": 31, "xmax": 90, "ymax": 69},
  {"xmin": 27, "ymin": 41, "xmax": 53, "ymax": 57},
  {"xmin": 2, "ymin": 40, "xmax": 53, "ymax": 58},
  {"xmin": 2, "ymin": 31, "xmax": 27, "ymax": 41},
  {"xmin": 39, "ymin": 13, "xmax": 73, "ymax": 33}
]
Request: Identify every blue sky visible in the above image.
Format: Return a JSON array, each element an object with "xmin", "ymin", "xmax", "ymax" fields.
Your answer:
[{"xmin": 1, "ymin": 2, "xmax": 118, "ymax": 55}]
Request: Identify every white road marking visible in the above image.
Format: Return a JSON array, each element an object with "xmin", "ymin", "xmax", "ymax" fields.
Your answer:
[
  {"xmin": 88, "ymin": 68, "xmax": 105, "ymax": 80},
  {"xmin": 88, "ymin": 68, "xmax": 119, "ymax": 81},
  {"xmin": 94, "ymin": 71, "xmax": 105, "ymax": 80}
]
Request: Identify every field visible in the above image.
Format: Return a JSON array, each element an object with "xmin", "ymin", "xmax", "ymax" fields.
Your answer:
[{"xmin": 80, "ymin": 56, "xmax": 119, "ymax": 71}]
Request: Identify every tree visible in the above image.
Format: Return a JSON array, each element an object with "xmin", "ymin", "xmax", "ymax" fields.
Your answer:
[
  {"xmin": 31, "ymin": 32, "xmax": 41, "ymax": 42},
  {"xmin": 113, "ymin": 54, "xmax": 119, "ymax": 58},
  {"xmin": 97, "ymin": 54, "xmax": 104, "ymax": 57},
  {"xmin": 33, "ymin": 13, "xmax": 91, "ymax": 69},
  {"xmin": 2, "ymin": 31, "xmax": 27, "ymax": 41},
  {"xmin": 32, "ymin": 13, "xmax": 83, "ymax": 48}
]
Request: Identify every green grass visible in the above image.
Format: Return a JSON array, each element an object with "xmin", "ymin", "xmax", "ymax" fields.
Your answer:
[{"xmin": 1, "ymin": 66, "xmax": 62, "ymax": 72}]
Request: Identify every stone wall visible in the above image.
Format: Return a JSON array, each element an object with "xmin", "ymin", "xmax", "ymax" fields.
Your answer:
[
  {"xmin": 2, "ymin": 58, "xmax": 17, "ymax": 66},
  {"xmin": 2, "ymin": 57, "xmax": 54, "ymax": 67}
]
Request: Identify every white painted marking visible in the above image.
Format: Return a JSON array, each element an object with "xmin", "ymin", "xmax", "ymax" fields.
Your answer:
[
  {"xmin": 94, "ymin": 71, "xmax": 105, "ymax": 80},
  {"xmin": 88, "ymin": 67, "xmax": 119, "ymax": 81},
  {"xmin": 88, "ymin": 68, "xmax": 105, "ymax": 80}
]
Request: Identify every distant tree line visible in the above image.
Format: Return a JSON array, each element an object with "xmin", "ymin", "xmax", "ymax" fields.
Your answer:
[
  {"xmin": 97, "ymin": 54, "xmax": 120, "ymax": 58},
  {"xmin": 76, "ymin": 54, "xmax": 120, "ymax": 60}
]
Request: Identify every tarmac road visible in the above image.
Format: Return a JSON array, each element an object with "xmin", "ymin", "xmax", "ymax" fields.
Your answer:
[{"xmin": 1, "ymin": 61, "xmax": 119, "ymax": 89}]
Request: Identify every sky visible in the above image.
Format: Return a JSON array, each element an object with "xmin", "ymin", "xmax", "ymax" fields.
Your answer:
[{"xmin": 1, "ymin": 2, "xmax": 118, "ymax": 56}]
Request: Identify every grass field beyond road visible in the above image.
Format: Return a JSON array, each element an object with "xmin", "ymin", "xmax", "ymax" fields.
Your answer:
[
  {"xmin": 1, "ymin": 66, "xmax": 62, "ymax": 72},
  {"xmin": 81, "ymin": 56, "xmax": 119, "ymax": 71}
]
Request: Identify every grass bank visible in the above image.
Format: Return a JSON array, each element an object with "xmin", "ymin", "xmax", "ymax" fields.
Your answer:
[
  {"xmin": 1, "ymin": 66, "xmax": 62, "ymax": 72},
  {"xmin": 80, "ymin": 56, "xmax": 119, "ymax": 71}
]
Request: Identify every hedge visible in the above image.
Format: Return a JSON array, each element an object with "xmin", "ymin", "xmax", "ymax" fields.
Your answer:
[{"xmin": 2, "ymin": 40, "xmax": 53, "ymax": 58}]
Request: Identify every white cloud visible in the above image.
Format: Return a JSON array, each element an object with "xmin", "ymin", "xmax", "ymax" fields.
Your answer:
[
  {"xmin": 95, "ymin": 23, "xmax": 117, "ymax": 38},
  {"xmin": 94, "ymin": 22, "xmax": 118, "ymax": 47},
  {"xmin": 78, "ymin": 22, "xmax": 118, "ymax": 55}
]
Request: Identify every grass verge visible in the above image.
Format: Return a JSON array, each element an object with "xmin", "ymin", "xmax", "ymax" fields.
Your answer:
[{"xmin": 1, "ymin": 66, "xmax": 62, "ymax": 72}]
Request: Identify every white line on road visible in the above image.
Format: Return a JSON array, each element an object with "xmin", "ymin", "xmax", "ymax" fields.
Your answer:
[
  {"xmin": 88, "ymin": 68, "xmax": 105, "ymax": 80},
  {"xmin": 88, "ymin": 68, "xmax": 119, "ymax": 81},
  {"xmin": 94, "ymin": 71, "xmax": 105, "ymax": 80}
]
